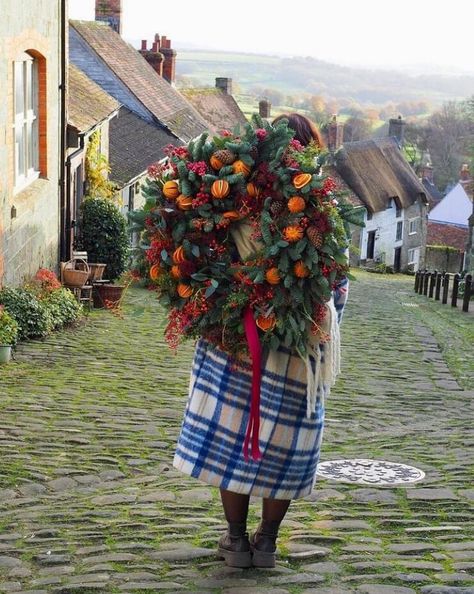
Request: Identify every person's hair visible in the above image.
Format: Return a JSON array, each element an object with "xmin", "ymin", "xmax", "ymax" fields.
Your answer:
[{"xmin": 272, "ymin": 113, "xmax": 325, "ymax": 149}]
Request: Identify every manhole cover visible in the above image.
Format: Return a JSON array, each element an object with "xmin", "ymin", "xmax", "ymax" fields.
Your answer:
[{"xmin": 317, "ymin": 459, "xmax": 425, "ymax": 485}]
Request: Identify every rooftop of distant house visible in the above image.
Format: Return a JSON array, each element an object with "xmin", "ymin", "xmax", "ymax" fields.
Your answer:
[
  {"xmin": 180, "ymin": 78, "xmax": 248, "ymax": 134},
  {"xmin": 69, "ymin": 20, "xmax": 208, "ymax": 142}
]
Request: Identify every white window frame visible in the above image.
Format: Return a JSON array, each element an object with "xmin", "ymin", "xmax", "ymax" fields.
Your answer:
[
  {"xmin": 408, "ymin": 217, "xmax": 419, "ymax": 235},
  {"xmin": 13, "ymin": 52, "xmax": 39, "ymax": 193},
  {"xmin": 408, "ymin": 247, "xmax": 419, "ymax": 264}
]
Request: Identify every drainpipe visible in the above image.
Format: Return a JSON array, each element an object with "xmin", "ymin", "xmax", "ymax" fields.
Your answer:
[{"xmin": 59, "ymin": 0, "xmax": 68, "ymax": 261}]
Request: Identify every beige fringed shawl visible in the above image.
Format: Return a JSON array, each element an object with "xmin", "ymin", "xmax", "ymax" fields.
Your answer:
[{"xmin": 230, "ymin": 221, "xmax": 341, "ymax": 417}]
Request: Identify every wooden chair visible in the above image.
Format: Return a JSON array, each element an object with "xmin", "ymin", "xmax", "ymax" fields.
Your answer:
[{"xmin": 61, "ymin": 252, "xmax": 93, "ymax": 310}]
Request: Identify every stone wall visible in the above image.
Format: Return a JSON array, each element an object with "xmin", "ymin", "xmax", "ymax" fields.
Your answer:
[
  {"xmin": 425, "ymin": 246, "xmax": 464, "ymax": 273},
  {"xmin": 0, "ymin": 0, "xmax": 61, "ymax": 286}
]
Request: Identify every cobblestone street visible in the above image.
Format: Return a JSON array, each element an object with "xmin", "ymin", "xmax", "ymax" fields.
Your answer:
[{"xmin": 0, "ymin": 271, "xmax": 473, "ymax": 594}]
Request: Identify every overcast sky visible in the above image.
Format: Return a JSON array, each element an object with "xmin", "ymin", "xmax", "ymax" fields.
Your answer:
[{"xmin": 69, "ymin": 0, "xmax": 474, "ymax": 73}]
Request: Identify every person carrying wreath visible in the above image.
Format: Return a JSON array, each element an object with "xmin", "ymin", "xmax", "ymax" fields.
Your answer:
[{"xmin": 172, "ymin": 113, "xmax": 349, "ymax": 568}]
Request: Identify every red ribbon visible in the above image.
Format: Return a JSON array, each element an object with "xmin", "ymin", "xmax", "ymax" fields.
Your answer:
[{"xmin": 243, "ymin": 307, "xmax": 263, "ymax": 461}]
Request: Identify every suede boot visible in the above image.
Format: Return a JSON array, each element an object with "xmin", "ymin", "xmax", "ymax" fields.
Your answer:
[
  {"xmin": 217, "ymin": 521, "xmax": 252, "ymax": 568},
  {"xmin": 250, "ymin": 520, "xmax": 280, "ymax": 567}
]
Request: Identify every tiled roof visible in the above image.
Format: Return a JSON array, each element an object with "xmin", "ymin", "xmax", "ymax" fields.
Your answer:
[
  {"xmin": 335, "ymin": 137, "xmax": 427, "ymax": 213},
  {"xmin": 108, "ymin": 107, "xmax": 179, "ymax": 187},
  {"xmin": 427, "ymin": 221, "xmax": 469, "ymax": 251},
  {"xmin": 70, "ymin": 20, "xmax": 208, "ymax": 141},
  {"xmin": 68, "ymin": 64, "xmax": 119, "ymax": 133},
  {"xmin": 180, "ymin": 88, "xmax": 248, "ymax": 133}
]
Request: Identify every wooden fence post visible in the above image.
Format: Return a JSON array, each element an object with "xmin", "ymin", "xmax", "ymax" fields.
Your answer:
[
  {"xmin": 418, "ymin": 271, "xmax": 424, "ymax": 294},
  {"xmin": 451, "ymin": 273, "xmax": 460, "ymax": 307},
  {"xmin": 442, "ymin": 273, "xmax": 450, "ymax": 305},
  {"xmin": 462, "ymin": 274, "xmax": 472, "ymax": 313},
  {"xmin": 423, "ymin": 271, "xmax": 430, "ymax": 295},
  {"xmin": 414, "ymin": 271, "xmax": 420, "ymax": 293},
  {"xmin": 435, "ymin": 272, "xmax": 442, "ymax": 301},
  {"xmin": 429, "ymin": 270, "xmax": 437, "ymax": 298}
]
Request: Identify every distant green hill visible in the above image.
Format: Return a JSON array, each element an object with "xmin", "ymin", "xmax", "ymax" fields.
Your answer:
[{"xmin": 176, "ymin": 49, "xmax": 474, "ymax": 107}]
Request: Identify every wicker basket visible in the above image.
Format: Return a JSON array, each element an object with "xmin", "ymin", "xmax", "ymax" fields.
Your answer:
[{"xmin": 63, "ymin": 259, "xmax": 89, "ymax": 288}]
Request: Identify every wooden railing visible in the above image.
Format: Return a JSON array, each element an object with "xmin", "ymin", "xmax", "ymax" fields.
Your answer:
[{"xmin": 414, "ymin": 270, "xmax": 473, "ymax": 313}]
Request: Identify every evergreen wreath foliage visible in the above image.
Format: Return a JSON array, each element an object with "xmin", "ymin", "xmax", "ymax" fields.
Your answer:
[{"xmin": 130, "ymin": 115, "xmax": 363, "ymax": 358}]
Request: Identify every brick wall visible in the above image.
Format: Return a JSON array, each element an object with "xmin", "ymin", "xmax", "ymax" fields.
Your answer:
[{"xmin": 0, "ymin": 1, "xmax": 61, "ymax": 287}]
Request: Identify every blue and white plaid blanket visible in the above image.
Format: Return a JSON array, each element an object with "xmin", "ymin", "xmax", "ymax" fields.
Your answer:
[{"xmin": 173, "ymin": 278, "xmax": 349, "ymax": 499}]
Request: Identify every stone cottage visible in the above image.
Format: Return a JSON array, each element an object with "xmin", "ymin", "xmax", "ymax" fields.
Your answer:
[{"xmin": 0, "ymin": 0, "xmax": 66, "ymax": 286}]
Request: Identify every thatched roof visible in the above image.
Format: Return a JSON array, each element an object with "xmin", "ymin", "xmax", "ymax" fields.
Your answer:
[{"xmin": 335, "ymin": 137, "xmax": 426, "ymax": 213}]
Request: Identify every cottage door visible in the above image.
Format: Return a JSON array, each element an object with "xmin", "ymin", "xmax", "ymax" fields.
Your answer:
[
  {"xmin": 367, "ymin": 231, "xmax": 376, "ymax": 260},
  {"xmin": 70, "ymin": 162, "xmax": 84, "ymax": 253},
  {"xmin": 394, "ymin": 247, "xmax": 402, "ymax": 272}
]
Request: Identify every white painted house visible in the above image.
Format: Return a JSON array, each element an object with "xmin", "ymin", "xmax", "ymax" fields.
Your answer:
[{"xmin": 335, "ymin": 137, "xmax": 428, "ymax": 271}]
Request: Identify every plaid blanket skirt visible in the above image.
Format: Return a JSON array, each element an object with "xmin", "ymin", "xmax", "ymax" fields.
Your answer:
[
  {"xmin": 173, "ymin": 280, "xmax": 348, "ymax": 499},
  {"xmin": 173, "ymin": 340, "xmax": 326, "ymax": 500}
]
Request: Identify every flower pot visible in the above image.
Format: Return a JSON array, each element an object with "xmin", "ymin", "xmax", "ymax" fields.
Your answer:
[
  {"xmin": 0, "ymin": 345, "xmax": 12, "ymax": 364},
  {"xmin": 93, "ymin": 284, "xmax": 124, "ymax": 309}
]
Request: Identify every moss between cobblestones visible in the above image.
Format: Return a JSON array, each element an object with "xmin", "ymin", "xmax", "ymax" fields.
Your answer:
[{"xmin": 0, "ymin": 274, "xmax": 472, "ymax": 593}]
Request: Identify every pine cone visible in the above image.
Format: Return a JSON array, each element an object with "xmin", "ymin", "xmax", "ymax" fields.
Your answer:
[
  {"xmin": 214, "ymin": 149, "xmax": 236, "ymax": 165},
  {"xmin": 249, "ymin": 146, "xmax": 258, "ymax": 160},
  {"xmin": 270, "ymin": 200, "xmax": 285, "ymax": 217},
  {"xmin": 307, "ymin": 226, "xmax": 324, "ymax": 248}
]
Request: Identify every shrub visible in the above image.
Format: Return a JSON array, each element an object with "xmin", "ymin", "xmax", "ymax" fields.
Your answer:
[
  {"xmin": 0, "ymin": 287, "xmax": 51, "ymax": 340},
  {"xmin": 0, "ymin": 305, "xmax": 19, "ymax": 345},
  {"xmin": 78, "ymin": 197, "xmax": 129, "ymax": 281},
  {"xmin": 43, "ymin": 288, "xmax": 83, "ymax": 329}
]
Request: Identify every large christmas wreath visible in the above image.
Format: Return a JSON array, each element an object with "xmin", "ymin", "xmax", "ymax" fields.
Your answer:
[{"xmin": 132, "ymin": 115, "xmax": 361, "ymax": 360}]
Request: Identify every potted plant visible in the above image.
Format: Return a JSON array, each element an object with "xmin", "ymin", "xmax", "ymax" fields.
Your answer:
[{"xmin": 0, "ymin": 305, "xmax": 19, "ymax": 364}]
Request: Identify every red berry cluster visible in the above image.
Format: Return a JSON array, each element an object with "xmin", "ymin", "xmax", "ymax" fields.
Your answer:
[{"xmin": 187, "ymin": 161, "xmax": 208, "ymax": 176}]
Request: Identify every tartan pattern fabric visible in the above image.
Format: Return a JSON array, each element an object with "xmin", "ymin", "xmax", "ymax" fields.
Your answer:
[{"xmin": 173, "ymin": 282, "xmax": 349, "ymax": 500}]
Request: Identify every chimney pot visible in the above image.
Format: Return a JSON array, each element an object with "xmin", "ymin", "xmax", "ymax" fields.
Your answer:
[
  {"xmin": 154, "ymin": 33, "xmax": 160, "ymax": 42},
  {"xmin": 152, "ymin": 41, "xmax": 158, "ymax": 52},
  {"xmin": 259, "ymin": 99, "xmax": 271, "ymax": 118},
  {"xmin": 141, "ymin": 40, "xmax": 147, "ymax": 51}
]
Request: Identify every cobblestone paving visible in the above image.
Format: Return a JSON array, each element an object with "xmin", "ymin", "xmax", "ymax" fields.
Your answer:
[{"xmin": 0, "ymin": 272, "xmax": 473, "ymax": 594}]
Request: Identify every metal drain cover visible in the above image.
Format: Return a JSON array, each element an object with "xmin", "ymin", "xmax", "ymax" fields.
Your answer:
[{"xmin": 317, "ymin": 459, "xmax": 425, "ymax": 485}]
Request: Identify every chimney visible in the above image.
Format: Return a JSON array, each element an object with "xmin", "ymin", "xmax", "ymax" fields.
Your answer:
[
  {"xmin": 420, "ymin": 151, "xmax": 434, "ymax": 183},
  {"xmin": 215, "ymin": 77, "xmax": 232, "ymax": 95},
  {"xmin": 460, "ymin": 163, "xmax": 471, "ymax": 182},
  {"xmin": 388, "ymin": 115, "xmax": 405, "ymax": 145},
  {"xmin": 327, "ymin": 115, "xmax": 344, "ymax": 152},
  {"xmin": 139, "ymin": 34, "xmax": 164, "ymax": 77},
  {"xmin": 95, "ymin": 0, "xmax": 122, "ymax": 35},
  {"xmin": 160, "ymin": 35, "xmax": 176, "ymax": 85},
  {"xmin": 259, "ymin": 99, "xmax": 271, "ymax": 118}
]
